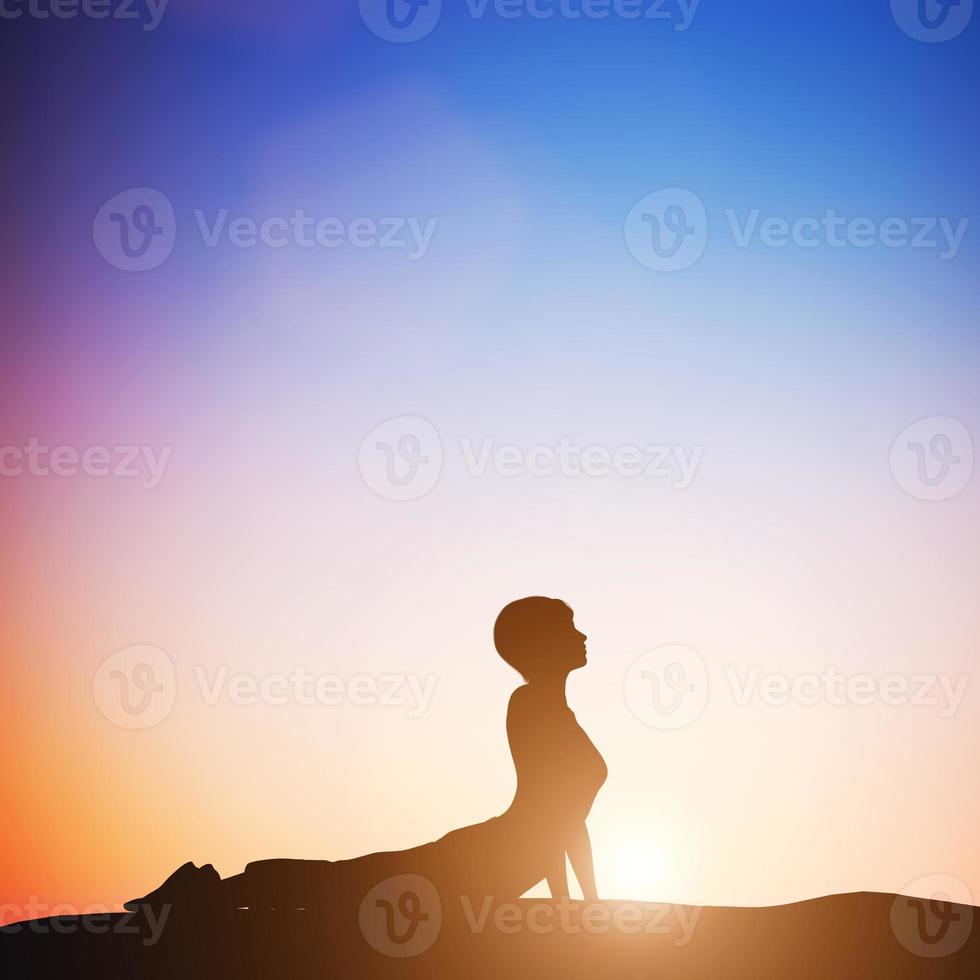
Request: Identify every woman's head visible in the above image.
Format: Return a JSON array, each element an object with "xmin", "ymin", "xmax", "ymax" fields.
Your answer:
[{"xmin": 493, "ymin": 597, "xmax": 587, "ymax": 681}]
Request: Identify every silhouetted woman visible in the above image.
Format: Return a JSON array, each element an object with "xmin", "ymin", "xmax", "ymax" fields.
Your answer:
[{"xmin": 127, "ymin": 597, "xmax": 607, "ymax": 912}]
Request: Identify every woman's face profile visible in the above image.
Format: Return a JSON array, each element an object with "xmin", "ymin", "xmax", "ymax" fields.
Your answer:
[{"xmin": 548, "ymin": 607, "xmax": 588, "ymax": 674}]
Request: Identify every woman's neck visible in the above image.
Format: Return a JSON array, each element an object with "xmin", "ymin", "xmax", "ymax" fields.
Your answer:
[{"xmin": 527, "ymin": 672, "xmax": 568, "ymax": 704}]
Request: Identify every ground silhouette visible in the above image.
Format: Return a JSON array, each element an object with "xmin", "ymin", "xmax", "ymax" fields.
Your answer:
[{"xmin": 2, "ymin": 892, "xmax": 977, "ymax": 979}]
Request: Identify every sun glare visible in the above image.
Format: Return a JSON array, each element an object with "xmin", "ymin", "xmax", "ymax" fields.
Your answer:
[{"xmin": 601, "ymin": 839, "xmax": 672, "ymax": 902}]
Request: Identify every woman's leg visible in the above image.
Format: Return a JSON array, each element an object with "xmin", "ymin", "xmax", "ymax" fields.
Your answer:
[{"xmin": 220, "ymin": 859, "xmax": 335, "ymax": 910}]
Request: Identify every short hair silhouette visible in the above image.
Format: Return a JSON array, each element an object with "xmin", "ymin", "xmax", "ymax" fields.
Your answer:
[{"xmin": 494, "ymin": 596, "xmax": 572, "ymax": 680}]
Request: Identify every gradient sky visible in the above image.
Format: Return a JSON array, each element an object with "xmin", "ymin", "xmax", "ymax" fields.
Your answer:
[{"xmin": 2, "ymin": 0, "xmax": 978, "ymax": 918}]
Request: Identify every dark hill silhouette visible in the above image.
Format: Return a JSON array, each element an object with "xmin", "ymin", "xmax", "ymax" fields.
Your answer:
[{"xmin": 2, "ymin": 891, "xmax": 976, "ymax": 979}]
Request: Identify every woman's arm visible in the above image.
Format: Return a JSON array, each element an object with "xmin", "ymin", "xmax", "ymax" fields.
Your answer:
[
  {"xmin": 566, "ymin": 822, "xmax": 597, "ymax": 901},
  {"xmin": 544, "ymin": 846, "xmax": 569, "ymax": 900},
  {"xmin": 543, "ymin": 824, "xmax": 596, "ymax": 900}
]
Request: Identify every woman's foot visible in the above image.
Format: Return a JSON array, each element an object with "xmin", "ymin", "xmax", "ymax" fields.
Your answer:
[{"xmin": 124, "ymin": 862, "xmax": 221, "ymax": 912}]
